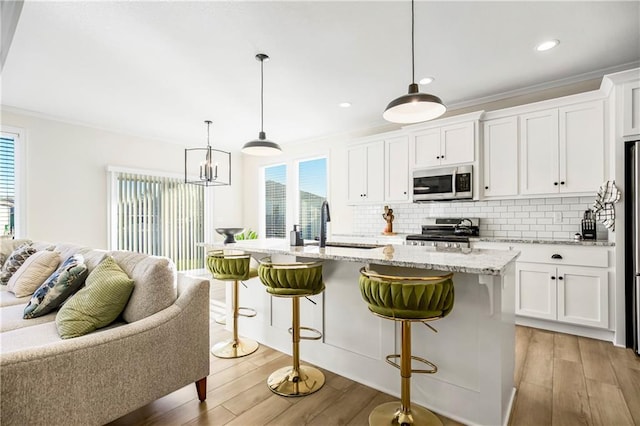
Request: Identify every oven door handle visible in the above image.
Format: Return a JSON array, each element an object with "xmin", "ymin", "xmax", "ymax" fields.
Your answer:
[{"xmin": 413, "ymin": 186, "xmax": 431, "ymax": 191}]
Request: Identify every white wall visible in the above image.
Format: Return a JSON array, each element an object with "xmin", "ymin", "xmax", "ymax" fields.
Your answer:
[{"xmin": 1, "ymin": 109, "xmax": 243, "ymax": 248}]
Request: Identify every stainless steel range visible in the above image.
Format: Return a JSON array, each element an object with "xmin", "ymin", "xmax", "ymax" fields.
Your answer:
[{"xmin": 405, "ymin": 218, "xmax": 480, "ymax": 248}]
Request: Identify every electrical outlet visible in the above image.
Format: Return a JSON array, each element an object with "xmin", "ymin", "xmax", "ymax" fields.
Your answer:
[{"xmin": 554, "ymin": 212, "xmax": 563, "ymax": 224}]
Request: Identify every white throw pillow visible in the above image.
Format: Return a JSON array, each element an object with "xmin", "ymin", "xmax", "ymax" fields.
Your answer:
[{"xmin": 7, "ymin": 251, "xmax": 61, "ymax": 297}]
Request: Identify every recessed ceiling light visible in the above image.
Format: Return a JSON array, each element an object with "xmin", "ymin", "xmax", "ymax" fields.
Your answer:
[
  {"xmin": 536, "ymin": 39, "xmax": 560, "ymax": 52},
  {"xmin": 419, "ymin": 77, "xmax": 435, "ymax": 85},
  {"xmin": 339, "ymin": 102, "xmax": 352, "ymax": 108}
]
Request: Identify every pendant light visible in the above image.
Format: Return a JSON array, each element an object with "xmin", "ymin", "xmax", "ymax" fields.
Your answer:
[
  {"xmin": 383, "ymin": 0, "xmax": 446, "ymax": 124},
  {"xmin": 184, "ymin": 120, "xmax": 231, "ymax": 186},
  {"xmin": 242, "ymin": 53, "xmax": 282, "ymax": 156}
]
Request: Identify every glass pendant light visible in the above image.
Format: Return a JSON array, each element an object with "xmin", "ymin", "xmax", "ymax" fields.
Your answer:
[
  {"xmin": 383, "ymin": 0, "xmax": 446, "ymax": 124},
  {"xmin": 185, "ymin": 120, "xmax": 231, "ymax": 186},
  {"xmin": 242, "ymin": 53, "xmax": 282, "ymax": 156}
]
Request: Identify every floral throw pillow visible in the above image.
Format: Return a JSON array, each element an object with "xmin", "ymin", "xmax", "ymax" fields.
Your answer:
[
  {"xmin": 0, "ymin": 243, "xmax": 37, "ymax": 285},
  {"xmin": 23, "ymin": 254, "xmax": 88, "ymax": 319}
]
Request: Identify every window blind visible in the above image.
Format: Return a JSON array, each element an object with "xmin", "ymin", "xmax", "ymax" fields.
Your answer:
[
  {"xmin": 264, "ymin": 165, "xmax": 287, "ymax": 238},
  {"xmin": 0, "ymin": 135, "xmax": 15, "ymax": 236},
  {"xmin": 298, "ymin": 158, "xmax": 327, "ymax": 240},
  {"xmin": 114, "ymin": 171, "xmax": 204, "ymax": 271}
]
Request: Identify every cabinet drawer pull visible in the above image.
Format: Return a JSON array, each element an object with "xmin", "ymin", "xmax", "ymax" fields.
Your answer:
[{"xmin": 551, "ymin": 254, "xmax": 563, "ymax": 260}]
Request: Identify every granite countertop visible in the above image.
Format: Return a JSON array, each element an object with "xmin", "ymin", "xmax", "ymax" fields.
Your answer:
[
  {"xmin": 471, "ymin": 237, "xmax": 615, "ymax": 247},
  {"xmin": 202, "ymin": 239, "xmax": 520, "ymax": 276}
]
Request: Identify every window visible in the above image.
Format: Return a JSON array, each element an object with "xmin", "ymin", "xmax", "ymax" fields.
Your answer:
[
  {"xmin": 109, "ymin": 169, "xmax": 205, "ymax": 271},
  {"xmin": 298, "ymin": 158, "xmax": 327, "ymax": 240},
  {"xmin": 261, "ymin": 156, "xmax": 328, "ymax": 240},
  {"xmin": 264, "ymin": 164, "xmax": 287, "ymax": 238},
  {"xmin": 0, "ymin": 134, "xmax": 15, "ymax": 236}
]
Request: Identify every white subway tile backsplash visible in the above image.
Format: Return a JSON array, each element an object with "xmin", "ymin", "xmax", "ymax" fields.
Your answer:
[
  {"xmin": 562, "ymin": 197, "xmax": 580, "ymax": 204},
  {"xmin": 352, "ymin": 196, "xmax": 599, "ymax": 241}
]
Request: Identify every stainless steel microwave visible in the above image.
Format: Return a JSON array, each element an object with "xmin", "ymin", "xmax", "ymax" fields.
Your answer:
[{"xmin": 412, "ymin": 165, "xmax": 473, "ymax": 201}]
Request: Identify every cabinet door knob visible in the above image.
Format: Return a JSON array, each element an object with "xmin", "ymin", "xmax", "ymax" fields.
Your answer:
[
  {"xmin": 436, "ymin": 156, "xmax": 440, "ymax": 159},
  {"xmin": 551, "ymin": 254, "xmax": 563, "ymax": 259},
  {"xmin": 485, "ymin": 186, "xmax": 489, "ymax": 190},
  {"xmin": 560, "ymin": 181, "xmax": 565, "ymax": 185},
  {"xmin": 441, "ymin": 155, "xmax": 445, "ymax": 159},
  {"xmin": 554, "ymin": 182, "xmax": 559, "ymax": 186},
  {"xmin": 551, "ymin": 276, "xmax": 556, "ymax": 280},
  {"xmin": 403, "ymin": 191, "xmax": 407, "ymax": 195},
  {"xmin": 558, "ymin": 276, "xmax": 564, "ymax": 280}
]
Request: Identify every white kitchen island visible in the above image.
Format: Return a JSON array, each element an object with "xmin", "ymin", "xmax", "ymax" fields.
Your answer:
[{"xmin": 203, "ymin": 240, "xmax": 519, "ymax": 426}]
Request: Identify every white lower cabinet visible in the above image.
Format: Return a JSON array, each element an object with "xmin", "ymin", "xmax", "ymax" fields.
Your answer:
[
  {"xmin": 472, "ymin": 241, "xmax": 612, "ymax": 337},
  {"xmin": 516, "ymin": 262, "xmax": 608, "ymax": 329}
]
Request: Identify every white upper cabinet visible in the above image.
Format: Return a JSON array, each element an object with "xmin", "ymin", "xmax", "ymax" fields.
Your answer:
[
  {"xmin": 385, "ymin": 136, "xmax": 410, "ymax": 202},
  {"xmin": 623, "ymin": 80, "xmax": 640, "ymax": 136},
  {"xmin": 347, "ymin": 140, "xmax": 385, "ymax": 204},
  {"xmin": 520, "ymin": 109, "xmax": 560, "ymax": 195},
  {"xmin": 482, "ymin": 116, "xmax": 518, "ymax": 197},
  {"xmin": 347, "ymin": 145, "xmax": 367, "ymax": 204},
  {"xmin": 559, "ymin": 101, "xmax": 605, "ymax": 193},
  {"xmin": 412, "ymin": 121, "xmax": 475, "ymax": 168},
  {"xmin": 519, "ymin": 100, "xmax": 604, "ymax": 196}
]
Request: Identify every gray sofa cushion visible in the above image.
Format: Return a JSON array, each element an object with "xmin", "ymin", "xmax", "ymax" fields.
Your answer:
[
  {"xmin": 1, "ymin": 304, "xmax": 57, "ymax": 332},
  {"xmin": 110, "ymin": 251, "xmax": 177, "ymax": 323},
  {"xmin": 0, "ymin": 287, "xmax": 31, "ymax": 307},
  {"xmin": 53, "ymin": 244, "xmax": 107, "ymax": 272},
  {"xmin": 0, "ymin": 322, "xmax": 62, "ymax": 355}
]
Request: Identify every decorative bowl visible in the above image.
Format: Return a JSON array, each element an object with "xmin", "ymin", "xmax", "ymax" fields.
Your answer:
[{"xmin": 215, "ymin": 227, "xmax": 245, "ymax": 244}]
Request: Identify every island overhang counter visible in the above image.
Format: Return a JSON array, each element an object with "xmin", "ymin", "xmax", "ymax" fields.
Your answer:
[{"xmin": 202, "ymin": 239, "xmax": 520, "ymax": 426}]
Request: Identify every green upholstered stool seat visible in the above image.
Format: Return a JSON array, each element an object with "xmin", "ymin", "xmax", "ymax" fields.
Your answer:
[
  {"xmin": 358, "ymin": 267, "xmax": 455, "ymax": 426},
  {"xmin": 256, "ymin": 257, "xmax": 326, "ymax": 397},
  {"xmin": 206, "ymin": 250, "xmax": 259, "ymax": 359},
  {"xmin": 207, "ymin": 250, "xmax": 257, "ymax": 281},
  {"xmin": 359, "ymin": 269, "xmax": 454, "ymax": 321},
  {"xmin": 258, "ymin": 259, "xmax": 325, "ymax": 297}
]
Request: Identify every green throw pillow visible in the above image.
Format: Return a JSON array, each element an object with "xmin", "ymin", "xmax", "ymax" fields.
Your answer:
[{"xmin": 56, "ymin": 256, "xmax": 134, "ymax": 339}]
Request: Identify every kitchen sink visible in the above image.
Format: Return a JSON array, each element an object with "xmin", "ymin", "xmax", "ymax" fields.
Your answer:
[{"xmin": 304, "ymin": 241, "xmax": 383, "ymax": 249}]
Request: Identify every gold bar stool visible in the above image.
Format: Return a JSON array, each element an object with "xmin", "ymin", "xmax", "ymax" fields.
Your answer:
[
  {"xmin": 359, "ymin": 267, "xmax": 455, "ymax": 426},
  {"xmin": 257, "ymin": 257, "xmax": 325, "ymax": 397},
  {"xmin": 207, "ymin": 250, "xmax": 259, "ymax": 359}
]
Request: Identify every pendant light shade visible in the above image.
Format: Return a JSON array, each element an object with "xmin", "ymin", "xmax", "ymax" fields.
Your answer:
[
  {"xmin": 242, "ymin": 53, "xmax": 282, "ymax": 156},
  {"xmin": 384, "ymin": 0, "xmax": 446, "ymax": 124},
  {"xmin": 185, "ymin": 120, "xmax": 231, "ymax": 186}
]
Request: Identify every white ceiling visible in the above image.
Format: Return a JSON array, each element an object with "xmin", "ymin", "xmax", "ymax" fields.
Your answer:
[{"xmin": 2, "ymin": 1, "xmax": 639, "ymax": 151}]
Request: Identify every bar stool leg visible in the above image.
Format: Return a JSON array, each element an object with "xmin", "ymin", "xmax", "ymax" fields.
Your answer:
[
  {"xmin": 267, "ymin": 296, "xmax": 325, "ymax": 397},
  {"xmin": 211, "ymin": 280, "xmax": 259, "ymax": 359},
  {"xmin": 369, "ymin": 321, "xmax": 442, "ymax": 426}
]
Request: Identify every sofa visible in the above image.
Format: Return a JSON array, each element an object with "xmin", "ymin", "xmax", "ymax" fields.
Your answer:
[{"xmin": 0, "ymin": 239, "xmax": 210, "ymax": 426}]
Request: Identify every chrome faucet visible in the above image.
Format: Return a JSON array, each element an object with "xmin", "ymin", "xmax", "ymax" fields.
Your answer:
[{"xmin": 320, "ymin": 200, "xmax": 331, "ymax": 248}]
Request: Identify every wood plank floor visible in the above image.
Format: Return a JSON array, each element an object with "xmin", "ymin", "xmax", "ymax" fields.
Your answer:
[{"xmin": 108, "ymin": 281, "xmax": 640, "ymax": 426}]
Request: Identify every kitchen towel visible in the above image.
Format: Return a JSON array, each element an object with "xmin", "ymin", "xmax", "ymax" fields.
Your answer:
[{"xmin": 593, "ymin": 180, "xmax": 621, "ymax": 230}]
